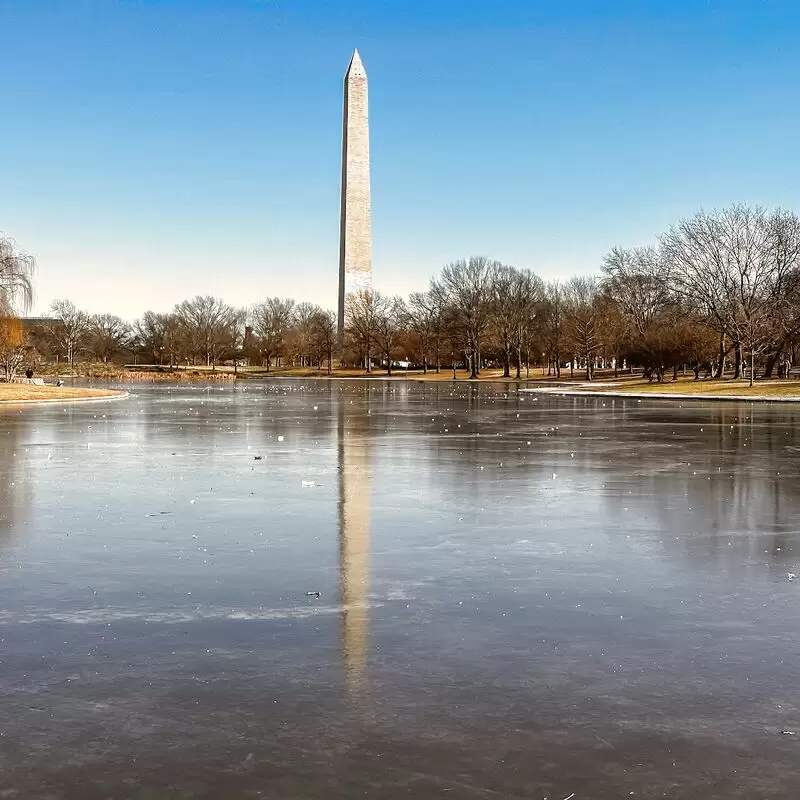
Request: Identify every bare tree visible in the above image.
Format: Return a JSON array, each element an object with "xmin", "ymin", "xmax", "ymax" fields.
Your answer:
[
  {"xmin": 603, "ymin": 246, "xmax": 671, "ymax": 341},
  {"xmin": 594, "ymin": 292, "xmax": 627, "ymax": 377},
  {"xmin": 163, "ymin": 313, "xmax": 185, "ymax": 367},
  {"xmin": 46, "ymin": 299, "xmax": 91, "ymax": 365},
  {"xmin": 311, "ymin": 309, "xmax": 337, "ymax": 374},
  {"xmin": 89, "ymin": 314, "xmax": 132, "ymax": 363},
  {"xmin": 291, "ymin": 302, "xmax": 317, "ymax": 367},
  {"xmin": 563, "ymin": 276, "xmax": 603, "ymax": 380},
  {"xmin": 374, "ymin": 294, "xmax": 405, "ymax": 375},
  {"xmin": 759, "ymin": 209, "xmax": 800, "ymax": 381},
  {"xmin": 345, "ymin": 290, "xmax": 380, "ymax": 372},
  {"xmin": 490, "ymin": 265, "xmax": 519, "ymax": 378},
  {"xmin": 488, "ymin": 266, "xmax": 543, "ymax": 378},
  {"xmin": 173, "ymin": 296, "xmax": 238, "ymax": 367},
  {"xmin": 405, "ymin": 291, "xmax": 441, "ymax": 373},
  {"xmin": 602, "ymin": 245, "xmax": 678, "ymax": 377},
  {"xmin": 433, "ymin": 256, "xmax": 497, "ymax": 378},
  {"xmin": 249, "ymin": 297, "xmax": 295, "ymax": 369},
  {"xmin": 512, "ymin": 269, "xmax": 543, "ymax": 379},
  {"xmin": 520, "ymin": 295, "xmax": 548, "ymax": 378},
  {"xmin": 228, "ymin": 308, "xmax": 248, "ymax": 375},
  {"xmin": 764, "ymin": 265, "xmax": 800, "ymax": 376},
  {"xmin": 662, "ymin": 205, "xmax": 800, "ymax": 386},
  {"xmin": 134, "ymin": 311, "xmax": 171, "ymax": 365},
  {"xmin": 0, "ymin": 235, "xmax": 35, "ymax": 314},
  {"xmin": 541, "ymin": 281, "xmax": 565, "ymax": 377}
]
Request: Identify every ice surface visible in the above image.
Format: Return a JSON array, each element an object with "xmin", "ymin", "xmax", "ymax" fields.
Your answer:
[{"xmin": 1, "ymin": 382, "xmax": 800, "ymax": 797}]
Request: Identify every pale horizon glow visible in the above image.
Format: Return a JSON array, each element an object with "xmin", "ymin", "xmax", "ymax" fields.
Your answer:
[{"xmin": 3, "ymin": 0, "xmax": 800, "ymax": 321}]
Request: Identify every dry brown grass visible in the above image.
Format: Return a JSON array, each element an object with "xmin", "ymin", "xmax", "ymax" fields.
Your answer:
[
  {"xmin": 37, "ymin": 362, "xmax": 236, "ymax": 382},
  {"xmin": 588, "ymin": 378, "xmax": 800, "ymax": 398},
  {"xmin": 243, "ymin": 366, "xmax": 568, "ymax": 382},
  {"xmin": 37, "ymin": 361, "xmax": 613, "ymax": 384},
  {"xmin": 121, "ymin": 370, "xmax": 234, "ymax": 383},
  {"xmin": 0, "ymin": 384, "xmax": 125, "ymax": 402}
]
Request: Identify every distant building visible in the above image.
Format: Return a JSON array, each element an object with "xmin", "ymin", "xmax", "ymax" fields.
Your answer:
[{"xmin": 18, "ymin": 316, "xmax": 57, "ymax": 332}]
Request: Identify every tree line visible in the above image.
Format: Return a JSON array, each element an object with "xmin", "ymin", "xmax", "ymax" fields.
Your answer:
[
  {"xmin": 3, "ymin": 203, "xmax": 800, "ymax": 384},
  {"xmin": 17, "ymin": 297, "xmax": 338, "ymax": 375},
  {"xmin": 345, "ymin": 204, "xmax": 800, "ymax": 385}
]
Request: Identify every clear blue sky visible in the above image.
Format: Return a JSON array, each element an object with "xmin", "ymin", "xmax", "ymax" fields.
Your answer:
[{"xmin": 2, "ymin": 0, "xmax": 800, "ymax": 319}]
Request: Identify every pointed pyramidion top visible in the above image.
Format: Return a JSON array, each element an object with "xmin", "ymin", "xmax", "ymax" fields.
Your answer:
[{"xmin": 346, "ymin": 48, "xmax": 367, "ymax": 80}]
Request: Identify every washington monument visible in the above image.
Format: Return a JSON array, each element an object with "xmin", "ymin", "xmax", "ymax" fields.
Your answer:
[{"xmin": 338, "ymin": 49, "xmax": 372, "ymax": 338}]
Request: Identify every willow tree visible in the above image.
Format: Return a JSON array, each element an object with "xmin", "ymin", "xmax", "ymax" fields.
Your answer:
[{"xmin": 0, "ymin": 235, "xmax": 35, "ymax": 314}]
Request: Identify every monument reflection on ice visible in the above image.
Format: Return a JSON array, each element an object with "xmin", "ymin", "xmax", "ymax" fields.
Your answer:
[{"xmin": 337, "ymin": 394, "xmax": 372, "ymax": 692}]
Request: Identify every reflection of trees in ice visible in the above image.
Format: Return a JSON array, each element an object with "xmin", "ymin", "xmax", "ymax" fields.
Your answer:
[
  {"xmin": 0, "ymin": 410, "xmax": 32, "ymax": 544},
  {"xmin": 596, "ymin": 403, "xmax": 800, "ymax": 574},
  {"xmin": 358, "ymin": 386, "xmax": 800, "ymax": 577},
  {"xmin": 134, "ymin": 383, "xmax": 337, "ymax": 453}
]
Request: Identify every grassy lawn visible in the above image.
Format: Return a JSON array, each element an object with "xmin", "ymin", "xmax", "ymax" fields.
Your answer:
[{"xmin": 0, "ymin": 384, "xmax": 125, "ymax": 402}]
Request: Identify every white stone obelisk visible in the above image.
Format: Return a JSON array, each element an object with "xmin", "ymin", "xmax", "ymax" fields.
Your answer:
[{"xmin": 338, "ymin": 49, "xmax": 372, "ymax": 339}]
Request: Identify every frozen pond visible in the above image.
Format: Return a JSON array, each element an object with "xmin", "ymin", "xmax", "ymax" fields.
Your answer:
[{"xmin": 1, "ymin": 381, "xmax": 800, "ymax": 798}]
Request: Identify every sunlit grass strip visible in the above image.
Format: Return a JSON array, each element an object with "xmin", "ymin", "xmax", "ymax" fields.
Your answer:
[
  {"xmin": 593, "ymin": 379, "xmax": 800, "ymax": 397},
  {"xmin": 0, "ymin": 384, "xmax": 126, "ymax": 402}
]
